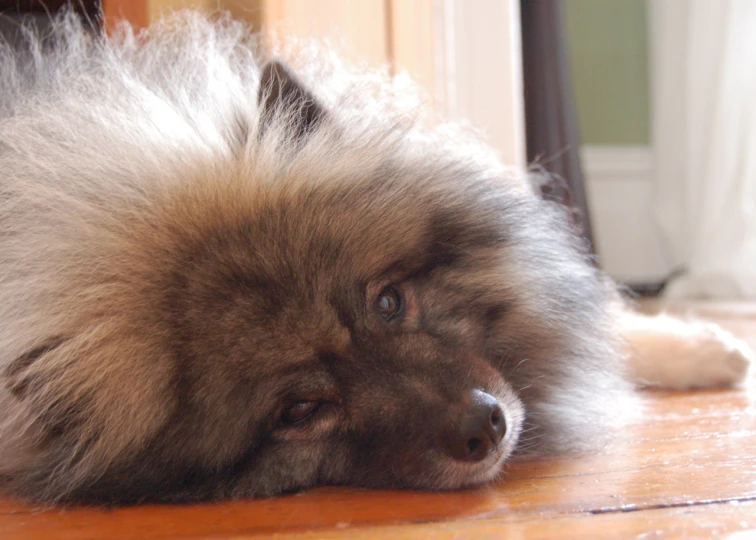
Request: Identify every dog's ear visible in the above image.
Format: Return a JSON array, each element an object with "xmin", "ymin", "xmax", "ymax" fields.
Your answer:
[
  {"xmin": 5, "ymin": 338, "xmax": 67, "ymax": 398},
  {"xmin": 257, "ymin": 59, "xmax": 326, "ymax": 140}
]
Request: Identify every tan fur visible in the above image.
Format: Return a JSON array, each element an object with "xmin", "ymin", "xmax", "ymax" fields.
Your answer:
[{"xmin": 620, "ymin": 310, "xmax": 752, "ymax": 389}]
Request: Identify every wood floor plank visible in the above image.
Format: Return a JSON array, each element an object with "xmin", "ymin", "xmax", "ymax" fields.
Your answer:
[
  {"xmin": 0, "ymin": 303, "xmax": 754, "ymax": 539},
  {"xmin": 1, "ymin": 424, "xmax": 754, "ymax": 539},
  {"xmin": 232, "ymin": 500, "xmax": 756, "ymax": 540}
]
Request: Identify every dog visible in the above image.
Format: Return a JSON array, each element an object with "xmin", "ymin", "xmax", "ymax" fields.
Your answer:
[{"xmin": 0, "ymin": 12, "xmax": 751, "ymax": 504}]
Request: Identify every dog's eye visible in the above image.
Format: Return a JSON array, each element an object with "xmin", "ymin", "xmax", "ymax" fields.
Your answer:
[
  {"xmin": 376, "ymin": 286, "xmax": 402, "ymax": 321},
  {"xmin": 281, "ymin": 401, "xmax": 321, "ymax": 425}
]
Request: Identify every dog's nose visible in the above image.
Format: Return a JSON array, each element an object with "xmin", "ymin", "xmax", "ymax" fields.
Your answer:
[{"xmin": 444, "ymin": 390, "xmax": 506, "ymax": 462}]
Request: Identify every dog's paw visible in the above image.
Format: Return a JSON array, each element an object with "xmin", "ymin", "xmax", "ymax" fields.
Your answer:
[
  {"xmin": 654, "ymin": 322, "xmax": 752, "ymax": 390},
  {"xmin": 624, "ymin": 314, "xmax": 753, "ymax": 390},
  {"xmin": 685, "ymin": 323, "xmax": 754, "ymax": 388}
]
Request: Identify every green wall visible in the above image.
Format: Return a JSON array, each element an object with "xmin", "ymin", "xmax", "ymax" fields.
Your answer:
[{"xmin": 563, "ymin": 0, "xmax": 650, "ymax": 146}]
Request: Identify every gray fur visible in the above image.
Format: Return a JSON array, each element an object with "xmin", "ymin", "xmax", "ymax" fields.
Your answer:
[{"xmin": 0, "ymin": 11, "xmax": 635, "ymax": 504}]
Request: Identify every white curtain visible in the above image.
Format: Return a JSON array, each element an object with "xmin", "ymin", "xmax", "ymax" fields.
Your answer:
[{"xmin": 650, "ymin": 0, "xmax": 756, "ymax": 298}]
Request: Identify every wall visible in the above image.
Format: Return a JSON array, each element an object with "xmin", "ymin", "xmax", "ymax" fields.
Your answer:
[
  {"xmin": 564, "ymin": 0, "xmax": 650, "ymax": 146},
  {"xmin": 564, "ymin": 0, "xmax": 669, "ymax": 284}
]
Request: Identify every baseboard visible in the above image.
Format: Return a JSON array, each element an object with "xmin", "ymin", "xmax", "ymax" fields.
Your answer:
[
  {"xmin": 581, "ymin": 145, "xmax": 653, "ymax": 182},
  {"xmin": 581, "ymin": 145, "xmax": 672, "ymax": 284}
]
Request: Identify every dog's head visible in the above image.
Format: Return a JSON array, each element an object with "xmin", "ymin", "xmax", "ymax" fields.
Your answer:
[
  {"xmin": 146, "ymin": 61, "xmax": 533, "ymax": 499},
  {"xmin": 2, "ymin": 51, "xmax": 624, "ymax": 504}
]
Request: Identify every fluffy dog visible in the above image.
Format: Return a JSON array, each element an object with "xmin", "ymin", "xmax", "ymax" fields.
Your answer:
[{"xmin": 0, "ymin": 12, "xmax": 751, "ymax": 504}]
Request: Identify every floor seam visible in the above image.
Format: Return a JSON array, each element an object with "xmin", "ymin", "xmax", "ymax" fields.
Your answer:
[{"xmin": 588, "ymin": 495, "xmax": 756, "ymax": 515}]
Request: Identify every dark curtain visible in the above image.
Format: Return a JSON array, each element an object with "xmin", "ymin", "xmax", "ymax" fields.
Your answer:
[
  {"xmin": 0, "ymin": 1, "xmax": 100, "ymax": 38},
  {"xmin": 520, "ymin": 0, "xmax": 595, "ymax": 255}
]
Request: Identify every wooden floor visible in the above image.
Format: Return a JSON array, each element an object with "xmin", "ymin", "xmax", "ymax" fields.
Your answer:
[{"xmin": 1, "ymin": 301, "xmax": 755, "ymax": 539}]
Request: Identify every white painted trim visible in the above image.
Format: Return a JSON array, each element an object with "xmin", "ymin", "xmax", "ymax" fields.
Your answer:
[
  {"xmin": 438, "ymin": 0, "xmax": 458, "ymax": 118},
  {"xmin": 581, "ymin": 145, "xmax": 672, "ymax": 283},
  {"xmin": 259, "ymin": 0, "xmax": 526, "ymax": 169},
  {"xmin": 439, "ymin": 0, "xmax": 526, "ymax": 169},
  {"xmin": 393, "ymin": 0, "xmax": 526, "ymax": 168},
  {"xmin": 581, "ymin": 145, "xmax": 653, "ymax": 181}
]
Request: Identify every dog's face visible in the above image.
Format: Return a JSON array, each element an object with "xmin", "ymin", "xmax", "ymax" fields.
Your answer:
[
  {"xmin": 168, "ymin": 197, "xmax": 526, "ymax": 496},
  {"xmin": 101, "ymin": 61, "xmax": 603, "ymax": 502},
  {"xmin": 3, "ymin": 50, "xmax": 623, "ymax": 505},
  {"xmin": 126, "ymin": 63, "xmax": 529, "ymax": 500}
]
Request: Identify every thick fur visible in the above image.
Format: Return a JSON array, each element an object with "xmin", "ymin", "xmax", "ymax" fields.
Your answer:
[{"xmin": 0, "ymin": 12, "xmax": 749, "ymax": 504}]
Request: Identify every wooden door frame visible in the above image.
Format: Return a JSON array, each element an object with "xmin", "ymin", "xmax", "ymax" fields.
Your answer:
[{"xmin": 101, "ymin": 0, "xmax": 148, "ymax": 33}]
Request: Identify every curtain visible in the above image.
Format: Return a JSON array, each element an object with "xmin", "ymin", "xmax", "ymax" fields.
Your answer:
[
  {"xmin": 520, "ymin": 0, "xmax": 595, "ymax": 254},
  {"xmin": 650, "ymin": 0, "xmax": 756, "ymax": 298}
]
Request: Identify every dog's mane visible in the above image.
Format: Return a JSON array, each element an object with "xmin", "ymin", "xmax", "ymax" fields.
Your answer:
[
  {"xmin": 0, "ymin": 11, "xmax": 634, "ymax": 503},
  {"xmin": 0, "ymin": 10, "xmax": 518, "ymax": 497}
]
